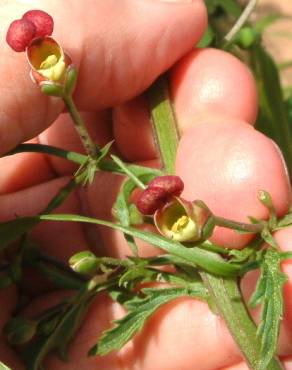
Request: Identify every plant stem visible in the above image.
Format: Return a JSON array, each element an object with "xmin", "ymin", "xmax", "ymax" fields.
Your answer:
[
  {"xmin": 224, "ymin": 0, "xmax": 258, "ymax": 43},
  {"xmin": 37, "ymin": 252, "xmax": 88, "ymax": 283},
  {"xmin": 7, "ymin": 144, "xmax": 162, "ymax": 178},
  {"xmin": 148, "ymin": 75, "xmax": 179, "ymax": 174},
  {"xmin": 147, "ymin": 73, "xmax": 282, "ymax": 370},
  {"xmin": 7, "ymin": 143, "xmax": 87, "ymax": 164},
  {"xmin": 214, "ymin": 216, "xmax": 264, "ymax": 233},
  {"xmin": 111, "ymin": 155, "xmax": 146, "ymax": 189},
  {"xmin": 63, "ymin": 94, "xmax": 98, "ymax": 159},
  {"xmin": 42, "ymin": 178, "xmax": 78, "ymax": 214},
  {"xmin": 201, "ymin": 273, "xmax": 283, "ymax": 370}
]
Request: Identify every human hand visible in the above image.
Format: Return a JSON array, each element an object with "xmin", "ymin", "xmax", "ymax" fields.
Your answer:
[{"xmin": 1, "ymin": 1, "xmax": 292, "ymax": 370}]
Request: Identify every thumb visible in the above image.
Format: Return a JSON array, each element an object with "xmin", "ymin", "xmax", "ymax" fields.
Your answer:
[{"xmin": 0, "ymin": 0, "xmax": 207, "ymax": 154}]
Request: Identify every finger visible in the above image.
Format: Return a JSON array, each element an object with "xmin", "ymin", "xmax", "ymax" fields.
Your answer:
[
  {"xmin": 26, "ymin": 291, "xmax": 242, "ymax": 370},
  {"xmin": 220, "ymin": 358, "xmax": 292, "ymax": 370},
  {"xmin": 56, "ymin": 297, "xmax": 241, "ymax": 370},
  {"xmin": 169, "ymin": 48, "xmax": 258, "ymax": 131},
  {"xmin": 0, "ymin": 139, "xmax": 55, "ymax": 195},
  {"xmin": 1, "ymin": 0, "xmax": 207, "ymax": 154},
  {"xmin": 113, "ymin": 95, "xmax": 158, "ymax": 162},
  {"xmin": 38, "ymin": 110, "xmax": 114, "ymax": 175},
  {"xmin": 112, "ymin": 45, "xmax": 258, "ymax": 162},
  {"xmin": 0, "ymin": 177, "xmax": 88, "ymax": 262}
]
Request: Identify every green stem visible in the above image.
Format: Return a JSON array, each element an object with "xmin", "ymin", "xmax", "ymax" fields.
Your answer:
[
  {"xmin": 63, "ymin": 94, "xmax": 98, "ymax": 159},
  {"xmin": 111, "ymin": 155, "xmax": 146, "ymax": 189},
  {"xmin": 148, "ymin": 74, "xmax": 282, "ymax": 370},
  {"xmin": 7, "ymin": 143, "xmax": 86, "ymax": 165},
  {"xmin": 7, "ymin": 144, "xmax": 161, "ymax": 178},
  {"xmin": 42, "ymin": 178, "xmax": 78, "ymax": 214},
  {"xmin": 37, "ymin": 252, "xmax": 88, "ymax": 283},
  {"xmin": 214, "ymin": 216, "xmax": 264, "ymax": 233},
  {"xmin": 224, "ymin": 0, "xmax": 258, "ymax": 43},
  {"xmin": 201, "ymin": 274, "xmax": 283, "ymax": 370},
  {"xmin": 148, "ymin": 75, "xmax": 179, "ymax": 174}
]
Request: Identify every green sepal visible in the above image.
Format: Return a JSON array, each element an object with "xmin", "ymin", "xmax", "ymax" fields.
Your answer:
[
  {"xmin": 65, "ymin": 66, "xmax": 78, "ymax": 96},
  {"xmin": 41, "ymin": 83, "xmax": 64, "ymax": 97}
]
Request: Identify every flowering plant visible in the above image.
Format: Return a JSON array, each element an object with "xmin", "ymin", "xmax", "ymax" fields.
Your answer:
[{"xmin": 1, "ymin": 3, "xmax": 292, "ymax": 370}]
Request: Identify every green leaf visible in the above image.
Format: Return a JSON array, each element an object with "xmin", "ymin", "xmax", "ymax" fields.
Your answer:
[
  {"xmin": 249, "ymin": 249, "xmax": 287, "ymax": 370},
  {"xmin": 205, "ymin": 0, "xmax": 241, "ymax": 17},
  {"xmin": 7, "ymin": 143, "xmax": 86, "ymax": 165},
  {"xmin": 44, "ymin": 179, "xmax": 78, "ymax": 214},
  {"xmin": 39, "ymin": 214, "xmax": 241, "ymax": 277},
  {"xmin": 261, "ymin": 228, "xmax": 278, "ymax": 249},
  {"xmin": 276, "ymin": 212, "xmax": 292, "ymax": 229},
  {"xmin": 0, "ymin": 362, "xmax": 12, "ymax": 370},
  {"xmin": 21, "ymin": 293, "xmax": 91, "ymax": 370},
  {"xmin": 148, "ymin": 76, "xmax": 179, "ymax": 174},
  {"xmin": 118, "ymin": 265, "xmax": 157, "ymax": 288},
  {"xmin": 89, "ymin": 286, "xmax": 208, "ymax": 356},
  {"xmin": 4, "ymin": 317, "xmax": 37, "ymax": 345},
  {"xmin": 0, "ymin": 217, "xmax": 39, "ymax": 251},
  {"xmin": 198, "ymin": 25, "xmax": 215, "ymax": 47},
  {"xmin": 228, "ymin": 246, "xmax": 256, "ymax": 263},
  {"xmin": 113, "ymin": 172, "xmax": 156, "ymax": 256},
  {"xmin": 251, "ymin": 45, "xmax": 292, "ymax": 178},
  {"xmin": 110, "ymin": 155, "xmax": 146, "ymax": 190},
  {"xmin": 114, "ymin": 174, "xmax": 153, "ymax": 227},
  {"xmin": 36, "ymin": 262, "xmax": 85, "ymax": 290}
]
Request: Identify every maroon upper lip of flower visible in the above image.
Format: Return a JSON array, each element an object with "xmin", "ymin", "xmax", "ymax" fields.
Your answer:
[
  {"xmin": 135, "ymin": 175, "xmax": 185, "ymax": 215},
  {"xmin": 6, "ymin": 10, "xmax": 54, "ymax": 52},
  {"xmin": 147, "ymin": 175, "xmax": 184, "ymax": 196}
]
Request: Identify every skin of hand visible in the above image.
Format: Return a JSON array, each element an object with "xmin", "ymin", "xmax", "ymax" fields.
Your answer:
[{"xmin": 0, "ymin": 1, "xmax": 292, "ymax": 370}]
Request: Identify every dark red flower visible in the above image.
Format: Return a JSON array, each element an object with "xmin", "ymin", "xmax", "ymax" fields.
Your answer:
[
  {"xmin": 6, "ymin": 19, "xmax": 36, "ymax": 52},
  {"xmin": 136, "ymin": 176, "xmax": 184, "ymax": 215},
  {"xmin": 6, "ymin": 10, "xmax": 54, "ymax": 52},
  {"xmin": 136, "ymin": 187, "xmax": 168, "ymax": 215},
  {"xmin": 148, "ymin": 175, "xmax": 184, "ymax": 197},
  {"xmin": 23, "ymin": 10, "xmax": 54, "ymax": 39}
]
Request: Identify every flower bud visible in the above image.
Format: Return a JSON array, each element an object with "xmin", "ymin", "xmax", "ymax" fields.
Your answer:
[
  {"xmin": 4, "ymin": 317, "xmax": 37, "ymax": 345},
  {"xmin": 236, "ymin": 27, "xmax": 261, "ymax": 49},
  {"xmin": 258, "ymin": 190, "xmax": 274, "ymax": 210},
  {"xmin": 154, "ymin": 198, "xmax": 214, "ymax": 243},
  {"xmin": 69, "ymin": 251, "xmax": 99, "ymax": 275}
]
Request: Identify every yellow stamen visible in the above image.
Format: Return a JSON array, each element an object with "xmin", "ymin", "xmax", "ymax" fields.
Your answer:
[
  {"xmin": 171, "ymin": 215, "xmax": 189, "ymax": 233},
  {"xmin": 38, "ymin": 55, "xmax": 66, "ymax": 82},
  {"xmin": 40, "ymin": 55, "xmax": 58, "ymax": 69}
]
